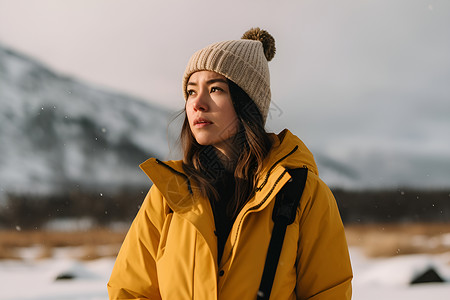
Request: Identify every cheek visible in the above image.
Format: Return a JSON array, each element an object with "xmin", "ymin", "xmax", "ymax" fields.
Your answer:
[
  {"xmin": 223, "ymin": 105, "xmax": 238, "ymax": 125},
  {"xmin": 185, "ymin": 105, "xmax": 194, "ymax": 123},
  {"xmin": 221, "ymin": 108, "xmax": 239, "ymax": 136},
  {"xmin": 184, "ymin": 112, "xmax": 196, "ymax": 134}
]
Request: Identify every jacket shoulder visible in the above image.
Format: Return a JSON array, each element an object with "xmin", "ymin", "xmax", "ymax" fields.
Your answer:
[
  {"xmin": 137, "ymin": 185, "xmax": 172, "ymax": 233},
  {"xmin": 297, "ymin": 169, "xmax": 339, "ymax": 222}
]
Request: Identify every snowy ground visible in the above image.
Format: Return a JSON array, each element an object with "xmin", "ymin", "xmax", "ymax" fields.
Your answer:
[
  {"xmin": 1, "ymin": 247, "xmax": 450, "ymax": 300},
  {"xmin": 350, "ymin": 247, "xmax": 450, "ymax": 299}
]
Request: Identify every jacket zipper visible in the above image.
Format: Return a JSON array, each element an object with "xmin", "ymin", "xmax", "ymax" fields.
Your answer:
[
  {"xmin": 155, "ymin": 159, "xmax": 193, "ymax": 195},
  {"xmin": 255, "ymin": 145, "xmax": 298, "ymax": 192},
  {"xmin": 222, "ymin": 145, "xmax": 299, "ymax": 265}
]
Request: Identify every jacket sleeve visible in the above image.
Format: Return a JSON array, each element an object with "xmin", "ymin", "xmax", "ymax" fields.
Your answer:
[
  {"xmin": 295, "ymin": 174, "xmax": 353, "ymax": 300},
  {"xmin": 107, "ymin": 185, "xmax": 169, "ymax": 300}
]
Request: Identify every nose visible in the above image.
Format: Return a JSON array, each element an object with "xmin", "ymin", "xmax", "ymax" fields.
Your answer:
[{"xmin": 192, "ymin": 89, "xmax": 209, "ymax": 112}]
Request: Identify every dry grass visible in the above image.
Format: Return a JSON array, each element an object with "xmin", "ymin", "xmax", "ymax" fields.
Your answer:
[
  {"xmin": 1, "ymin": 223, "xmax": 450, "ymax": 260},
  {"xmin": 0, "ymin": 228, "xmax": 126, "ymax": 247},
  {"xmin": 345, "ymin": 223, "xmax": 450, "ymax": 257},
  {"xmin": 0, "ymin": 228, "xmax": 126, "ymax": 260},
  {"xmin": 0, "ymin": 245, "xmax": 22, "ymax": 260}
]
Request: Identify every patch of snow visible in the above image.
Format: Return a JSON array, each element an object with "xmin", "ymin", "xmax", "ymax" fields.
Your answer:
[
  {"xmin": 0, "ymin": 257, "xmax": 114, "ymax": 300},
  {"xmin": 1, "ymin": 247, "xmax": 450, "ymax": 300}
]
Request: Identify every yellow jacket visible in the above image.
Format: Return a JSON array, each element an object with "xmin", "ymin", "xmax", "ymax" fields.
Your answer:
[{"xmin": 108, "ymin": 129, "xmax": 353, "ymax": 299}]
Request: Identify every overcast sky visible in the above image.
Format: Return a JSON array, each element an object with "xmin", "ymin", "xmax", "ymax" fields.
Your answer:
[{"xmin": 1, "ymin": 0, "xmax": 449, "ymax": 187}]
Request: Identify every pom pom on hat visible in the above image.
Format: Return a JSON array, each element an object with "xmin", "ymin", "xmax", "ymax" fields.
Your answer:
[{"xmin": 241, "ymin": 27, "xmax": 276, "ymax": 62}]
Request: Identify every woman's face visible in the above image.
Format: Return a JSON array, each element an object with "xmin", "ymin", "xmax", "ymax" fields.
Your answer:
[{"xmin": 186, "ymin": 71, "xmax": 239, "ymax": 156}]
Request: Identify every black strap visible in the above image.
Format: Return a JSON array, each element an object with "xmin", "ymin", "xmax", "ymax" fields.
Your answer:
[{"xmin": 257, "ymin": 168, "xmax": 308, "ymax": 300}]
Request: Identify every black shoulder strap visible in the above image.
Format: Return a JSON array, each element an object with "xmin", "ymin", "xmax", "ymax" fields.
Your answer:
[{"xmin": 257, "ymin": 167, "xmax": 308, "ymax": 300}]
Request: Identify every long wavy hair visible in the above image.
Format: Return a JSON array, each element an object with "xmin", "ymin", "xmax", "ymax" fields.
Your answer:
[{"xmin": 180, "ymin": 80, "xmax": 273, "ymax": 217}]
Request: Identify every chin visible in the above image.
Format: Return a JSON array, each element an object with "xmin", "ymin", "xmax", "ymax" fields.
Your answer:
[
  {"xmin": 194, "ymin": 131, "xmax": 235, "ymax": 147},
  {"xmin": 194, "ymin": 135, "xmax": 214, "ymax": 146},
  {"xmin": 196, "ymin": 139, "xmax": 217, "ymax": 146},
  {"xmin": 196, "ymin": 136, "xmax": 228, "ymax": 147}
]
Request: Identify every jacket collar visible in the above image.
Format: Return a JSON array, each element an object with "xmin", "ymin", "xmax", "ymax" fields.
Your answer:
[
  {"xmin": 139, "ymin": 129, "xmax": 318, "ymax": 213},
  {"xmin": 139, "ymin": 157, "xmax": 200, "ymax": 213},
  {"xmin": 261, "ymin": 129, "xmax": 318, "ymax": 179}
]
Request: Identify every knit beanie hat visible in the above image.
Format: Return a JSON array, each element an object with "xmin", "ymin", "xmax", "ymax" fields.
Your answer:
[{"xmin": 182, "ymin": 28, "xmax": 276, "ymax": 123}]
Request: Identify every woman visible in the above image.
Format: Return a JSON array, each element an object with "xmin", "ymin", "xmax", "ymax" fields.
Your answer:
[{"xmin": 108, "ymin": 28, "xmax": 353, "ymax": 299}]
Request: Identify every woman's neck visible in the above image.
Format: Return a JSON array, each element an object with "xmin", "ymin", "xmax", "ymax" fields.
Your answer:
[{"xmin": 214, "ymin": 146, "xmax": 237, "ymax": 173}]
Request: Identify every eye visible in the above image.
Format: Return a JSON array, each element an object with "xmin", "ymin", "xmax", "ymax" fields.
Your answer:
[
  {"xmin": 187, "ymin": 89, "xmax": 196, "ymax": 96},
  {"xmin": 210, "ymin": 87, "xmax": 223, "ymax": 93}
]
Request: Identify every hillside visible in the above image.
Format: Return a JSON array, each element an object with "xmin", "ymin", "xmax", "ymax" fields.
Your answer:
[{"xmin": 0, "ymin": 44, "xmax": 174, "ymax": 201}]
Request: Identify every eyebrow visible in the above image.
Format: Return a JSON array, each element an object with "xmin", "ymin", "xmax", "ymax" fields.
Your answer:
[{"xmin": 187, "ymin": 78, "xmax": 228, "ymax": 86}]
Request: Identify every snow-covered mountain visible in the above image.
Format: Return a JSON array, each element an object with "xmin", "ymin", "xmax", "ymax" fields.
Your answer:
[{"xmin": 0, "ymin": 44, "xmax": 176, "ymax": 201}]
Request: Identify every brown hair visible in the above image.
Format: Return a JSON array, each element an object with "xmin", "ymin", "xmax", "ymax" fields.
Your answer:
[{"xmin": 180, "ymin": 80, "xmax": 272, "ymax": 217}]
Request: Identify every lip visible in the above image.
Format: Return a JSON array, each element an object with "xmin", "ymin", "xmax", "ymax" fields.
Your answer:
[{"xmin": 193, "ymin": 117, "xmax": 213, "ymax": 127}]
